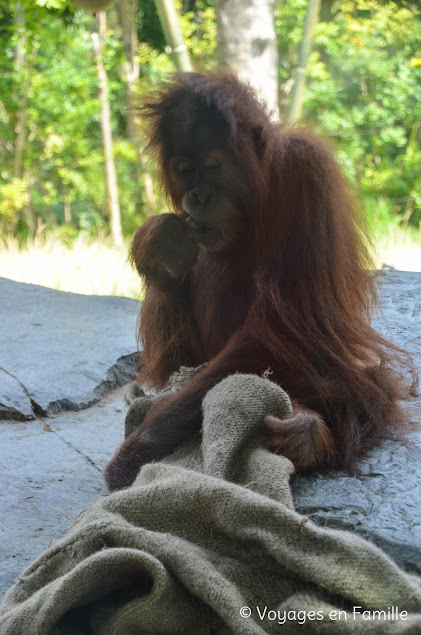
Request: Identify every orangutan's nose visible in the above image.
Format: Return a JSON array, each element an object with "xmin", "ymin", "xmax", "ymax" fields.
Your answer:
[{"xmin": 191, "ymin": 184, "xmax": 213, "ymax": 205}]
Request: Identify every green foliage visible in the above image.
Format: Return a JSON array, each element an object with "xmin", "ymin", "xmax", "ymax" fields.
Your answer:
[
  {"xmin": 0, "ymin": 0, "xmax": 220, "ymax": 239},
  {"xmin": 137, "ymin": 0, "xmax": 166, "ymax": 51},
  {"xmin": 0, "ymin": 179, "xmax": 29, "ymax": 221},
  {"xmin": 276, "ymin": 0, "xmax": 421, "ymax": 229},
  {"xmin": 1, "ymin": 0, "xmax": 419, "ymax": 243},
  {"xmin": 180, "ymin": 3, "xmax": 217, "ymax": 67},
  {"xmin": 0, "ymin": 2, "xmax": 146, "ymax": 237}
]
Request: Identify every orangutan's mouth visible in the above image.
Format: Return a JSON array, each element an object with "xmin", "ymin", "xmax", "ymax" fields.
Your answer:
[
  {"xmin": 185, "ymin": 214, "xmax": 223, "ymax": 247},
  {"xmin": 185, "ymin": 214, "xmax": 207, "ymax": 231}
]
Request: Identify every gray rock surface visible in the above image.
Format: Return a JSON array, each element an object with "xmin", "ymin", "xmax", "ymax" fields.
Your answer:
[
  {"xmin": 292, "ymin": 403, "xmax": 421, "ymax": 575},
  {"xmin": 0, "ymin": 271, "xmax": 420, "ymax": 597},
  {"xmin": 291, "ymin": 271, "xmax": 421, "ymax": 575},
  {"xmin": 373, "ymin": 270, "xmax": 421, "ymax": 395},
  {"xmin": 0, "ymin": 277, "xmax": 140, "ymax": 419},
  {"xmin": 0, "ymin": 386, "xmax": 125, "ymax": 595}
]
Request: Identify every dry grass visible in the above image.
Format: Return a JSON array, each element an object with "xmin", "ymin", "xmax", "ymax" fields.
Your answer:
[
  {"xmin": 0, "ymin": 232, "xmax": 141, "ymax": 299},
  {"xmin": 0, "ymin": 225, "xmax": 420, "ymax": 299},
  {"xmin": 371, "ymin": 225, "xmax": 421, "ymax": 272}
]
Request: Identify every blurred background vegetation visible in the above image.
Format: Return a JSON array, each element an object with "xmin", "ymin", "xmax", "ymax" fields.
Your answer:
[{"xmin": 0, "ymin": 0, "xmax": 420, "ymax": 297}]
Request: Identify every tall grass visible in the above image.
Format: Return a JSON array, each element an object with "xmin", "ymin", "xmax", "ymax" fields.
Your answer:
[
  {"xmin": 0, "ymin": 231, "xmax": 141, "ymax": 299},
  {"xmin": 0, "ymin": 224, "xmax": 420, "ymax": 300},
  {"xmin": 365, "ymin": 199, "xmax": 421, "ymax": 271},
  {"xmin": 372, "ymin": 225, "xmax": 421, "ymax": 271}
]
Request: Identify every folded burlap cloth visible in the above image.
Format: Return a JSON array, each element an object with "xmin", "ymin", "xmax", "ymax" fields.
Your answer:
[{"xmin": 1, "ymin": 371, "xmax": 420, "ymax": 634}]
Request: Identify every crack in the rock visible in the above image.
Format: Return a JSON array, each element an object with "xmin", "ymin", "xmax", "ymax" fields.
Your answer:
[
  {"xmin": 0, "ymin": 353, "xmax": 139, "ymax": 421},
  {"xmin": 30, "ymin": 398, "xmax": 47, "ymax": 417},
  {"xmin": 0, "ymin": 366, "xmax": 44, "ymax": 419},
  {"xmin": 93, "ymin": 352, "xmax": 140, "ymax": 402},
  {"xmin": 0, "ymin": 366, "xmax": 31, "ymax": 400},
  {"xmin": 43, "ymin": 423, "xmax": 101, "ymax": 473}
]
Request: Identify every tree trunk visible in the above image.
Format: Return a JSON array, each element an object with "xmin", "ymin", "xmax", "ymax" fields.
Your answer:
[
  {"xmin": 287, "ymin": 0, "xmax": 321, "ymax": 123},
  {"xmin": 20, "ymin": 170, "xmax": 36, "ymax": 235},
  {"xmin": 215, "ymin": 0, "xmax": 279, "ymax": 118},
  {"xmin": 64, "ymin": 192, "xmax": 72, "ymax": 224},
  {"xmin": 13, "ymin": 6, "xmax": 37, "ymax": 181},
  {"xmin": 154, "ymin": 0, "xmax": 192, "ymax": 71},
  {"xmin": 117, "ymin": 0, "xmax": 156, "ymax": 216},
  {"xmin": 13, "ymin": 5, "xmax": 37, "ymax": 234},
  {"xmin": 92, "ymin": 12, "xmax": 123, "ymax": 246}
]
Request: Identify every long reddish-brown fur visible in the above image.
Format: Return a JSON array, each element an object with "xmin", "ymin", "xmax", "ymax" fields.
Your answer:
[{"xmin": 104, "ymin": 72, "xmax": 415, "ymax": 492}]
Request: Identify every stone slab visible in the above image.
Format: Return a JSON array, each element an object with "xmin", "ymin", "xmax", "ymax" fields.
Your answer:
[
  {"xmin": 373, "ymin": 270, "xmax": 421, "ymax": 395},
  {"xmin": 0, "ymin": 369, "xmax": 34, "ymax": 420},
  {"xmin": 0, "ymin": 278, "xmax": 141, "ymax": 420},
  {"xmin": 1, "ymin": 388, "xmax": 420, "ymax": 599},
  {"xmin": 292, "ymin": 400, "xmax": 421, "ymax": 575},
  {"xmin": 290, "ymin": 270, "xmax": 421, "ymax": 575},
  {"xmin": 0, "ymin": 271, "xmax": 420, "ymax": 597},
  {"xmin": 0, "ymin": 386, "xmax": 125, "ymax": 596}
]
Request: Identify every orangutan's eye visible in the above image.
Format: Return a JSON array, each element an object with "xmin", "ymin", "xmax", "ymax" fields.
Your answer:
[
  {"xmin": 176, "ymin": 160, "xmax": 195, "ymax": 176},
  {"xmin": 203, "ymin": 156, "xmax": 220, "ymax": 171}
]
